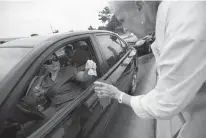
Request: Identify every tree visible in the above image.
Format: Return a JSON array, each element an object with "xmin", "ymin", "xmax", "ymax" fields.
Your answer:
[
  {"xmin": 98, "ymin": 6, "xmax": 123, "ymax": 34},
  {"xmin": 98, "ymin": 26, "xmax": 107, "ymax": 30},
  {"xmin": 53, "ymin": 30, "xmax": 59, "ymax": 33},
  {"xmin": 98, "ymin": 6, "xmax": 112, "ymax": 23},
  {"xmin": 107, "ymin": 15, "xmax": 122, "ymax": 31},
  {"xmin": 88, "ymin": 25, "xmax": 95, "ymax": 30}
]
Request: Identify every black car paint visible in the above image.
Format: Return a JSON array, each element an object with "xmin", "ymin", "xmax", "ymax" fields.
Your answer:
[
  {"xmin": 0, "ymin": 31, "xmax": 137, "ymax": 138},
  {"xmin": 30, "ymin": 47, "xmax": 134, "ymax": 138}
]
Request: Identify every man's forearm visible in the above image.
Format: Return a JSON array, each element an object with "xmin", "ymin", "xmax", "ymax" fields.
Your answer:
[{"xmin": 120, "ymin": 92, "xmax": 152, "ymax": 119}]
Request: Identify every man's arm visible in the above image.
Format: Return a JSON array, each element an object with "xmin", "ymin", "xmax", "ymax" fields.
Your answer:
[{"xmin": 128, "ymin": 2, "xmax": 206, "ymax": 119}]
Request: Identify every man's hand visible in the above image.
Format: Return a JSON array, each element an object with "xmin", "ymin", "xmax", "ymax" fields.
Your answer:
[{"xmin": 94, "ymin": 81, "xmax": 122, "ymax": 100}]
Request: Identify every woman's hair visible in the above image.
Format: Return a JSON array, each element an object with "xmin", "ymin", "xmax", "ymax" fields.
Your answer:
[
  {"xmin": 108, "ymin": 1, "xmax": 158, "ymax": 15},
  {"xmin": 108, "ymin": 1, "xmax": 137, "ymax": 14}
]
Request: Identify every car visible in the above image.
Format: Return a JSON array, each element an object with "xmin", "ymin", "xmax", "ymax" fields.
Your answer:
[
  {"xmin": 0, "ymin": 30, "xmax": 138, "ymax": 138},
  {"xmin": 122, "ymin": 33, "xmax": 138, "ymax": 46}
]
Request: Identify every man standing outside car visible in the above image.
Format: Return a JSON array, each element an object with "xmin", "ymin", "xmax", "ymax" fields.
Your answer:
[{"xmin": 94, "ymin": 1, "xmax": 206, "ymax": 138}]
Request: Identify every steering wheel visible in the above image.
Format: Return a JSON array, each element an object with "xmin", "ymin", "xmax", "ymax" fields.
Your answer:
[{"xmin": 14, "ymin": 100, "xmax": 45, "ymax": 124}]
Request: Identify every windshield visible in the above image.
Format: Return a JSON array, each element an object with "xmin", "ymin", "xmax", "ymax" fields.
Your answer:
[{"xmin": 0, "ymin": 47, "xmax": 32, "ymax": 82}]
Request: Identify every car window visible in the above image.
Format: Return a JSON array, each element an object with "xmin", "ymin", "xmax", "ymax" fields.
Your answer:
[
  {"xmin": 96, "ymin": 35, "xmax": 127, "ymax": 68},
  {"xmin": 55, "ymin": 47, "xmax": 65, "ymax": 57},
  {"xmin": 119, "ymin": 39, "xmax": 128, "ymax": 52},
  {"xmin": 14, "ymin": 38, "xmax": 99, "ymax": 138},
  {"xmin": 0, "ymin": 47, "xmax": 32, "ymax": 83}
]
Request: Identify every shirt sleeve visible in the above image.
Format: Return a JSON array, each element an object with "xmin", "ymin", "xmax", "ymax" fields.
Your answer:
[{"xmin": 130, "ymin": 2, "xmax": 206, "ymax": 119}]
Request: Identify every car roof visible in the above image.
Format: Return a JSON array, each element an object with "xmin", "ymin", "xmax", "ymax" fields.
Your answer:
[{"xmin": 0, "ymin": 30, "xmax": 111, "ymax": 48}]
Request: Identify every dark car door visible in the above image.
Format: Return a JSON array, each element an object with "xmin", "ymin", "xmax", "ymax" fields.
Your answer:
[
  {"xmin": 0, "ymin": 34, "xmax": 109, "ymax": 138},
  {"xmin": 86, "ymin": 33, "xmax": 137, "ymax": 138},
  {"xmin": 0, "ymin": 32, "xmax": 137, "ymax": 138},
  {"xmin": 26, "ymin": 34, "xmax": 119, "ymax": 138},
  {"xmin": 27, "ymin": 33, "xmax": 137, "ymax": 138},
  {"xmin": 94, "ymin": 33, "xmax": 138, "ymax": 93}
]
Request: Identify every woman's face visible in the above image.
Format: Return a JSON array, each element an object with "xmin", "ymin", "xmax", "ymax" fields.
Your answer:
[
  {"xmin": 44, "ymin": 54, "xmax": 60, "ymax": 73},
  {"xmin": 110, "ymin": 1, "xmax": 157, "ymax": 38}
]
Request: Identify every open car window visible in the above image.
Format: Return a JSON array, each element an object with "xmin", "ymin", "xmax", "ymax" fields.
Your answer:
[
  {"xmin": 96, "ymin": 34, "xmax": 127, "ymax": 69},
  {"xmin": 10, "ymin": 38, "xmax": 99, "ymax": 138}
]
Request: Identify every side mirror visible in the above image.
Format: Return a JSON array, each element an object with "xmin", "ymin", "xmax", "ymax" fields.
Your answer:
[
  {"xmin": 128, "ymin": 50, "xmax": 136, "ymax": 58},
  {"xmin": 135, "ymin": 39, "xmax": 145, "ymax": 47}
]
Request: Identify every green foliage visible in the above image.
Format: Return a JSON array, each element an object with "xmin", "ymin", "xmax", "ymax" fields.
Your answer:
[
  {"xmin": 98, "ymin": 6, "xmax": 111, "ymax": 23},
  {"xmin": 88, "ymin": 25, "xmax": 95, "ymax": 30},
  {"xmin": 98, "ymin": 26, "xmax": 107, "ymax": 30},
  {"xmin": 98, "ymin": 6, "xmax": 123, "ymax": 34},
  {"xmin": 107, "ymin": 15, "xmax": 122, "ymax": 31},
  {"xmin": 53, "ymin": 30, "xmax": 59, "ymax": 33}
]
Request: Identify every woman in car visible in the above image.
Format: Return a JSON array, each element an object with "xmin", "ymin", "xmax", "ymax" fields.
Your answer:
[
  {"xmin": 3, "ymin": 53, "xmax": 78, "ymax": 137},
  {"xmin": 22, "ymin": 53, "xmax": 77, "ymax": 111},
  {"xmin": 24, "ymin": 52, "xmax": 91, "ymax": 117},
  {"xmin": 17, "ymin": 51, "xmax": 97, "ymax": 136}
]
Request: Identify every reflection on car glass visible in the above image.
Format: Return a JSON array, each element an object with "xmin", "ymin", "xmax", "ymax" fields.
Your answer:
[
  {"xmin": 0, "ymin": 48, "xmax": 32, "ymax": 82},
  {"xmin": 55, "ymin": 47, "xmax": 65, "ymax": 57}
]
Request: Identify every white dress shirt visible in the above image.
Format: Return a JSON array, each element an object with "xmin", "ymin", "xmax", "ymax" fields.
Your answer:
[{"xmin": 130, "ymin": 1, "xmax": 206, "ymax": 119}]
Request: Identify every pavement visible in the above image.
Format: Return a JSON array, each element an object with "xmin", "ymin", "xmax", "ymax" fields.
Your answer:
[{"xmin": 103, "ymin": 54, "xmax": 157, "ymax": 138}]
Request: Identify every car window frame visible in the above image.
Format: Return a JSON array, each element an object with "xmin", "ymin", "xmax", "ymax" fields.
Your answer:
[
  {"xmin": 95, "ymin": 33, "xmax": 129, "ymax": 67},
  {"xmin": 0, "ymin": 34, "xmax": 100, "ymax": 134},
  {"xmin": 94, "ymin": 33, "xmax": 133, "ymax": 80},
  {"xmin": 0, "ymin": 31, "xmax": 135, "ymax": 138},
  {"xmin": 118, "ymin": 36, "xmax": 129, "ymax": 51},
  {"xmin": 0, "ymin": 43, "xmax": 53, "ymax": 132},
  {"xmin": 28, "ymin": 33, "xmax": 132, "ymax": 138},
  {"xmin": 94, "ymin": 33, "xmax": 137, "ymax": 84},
  {"xmin": 83, "ymin": 42, "xmax": 137, "ymax": 138},
  {"xmin": 97, "ymin": 34, "xmax": 120, "ymax": 67},
  {"xmin": 26, "ymin": 34, "xmax": 107, "ymax": 137}
]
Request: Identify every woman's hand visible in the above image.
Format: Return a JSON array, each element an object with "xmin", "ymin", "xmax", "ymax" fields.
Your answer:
[
  {"xmin": 35, "ymin": 91, "xmax": 45, "ymax": 97},
  {"xmin": 34, "ymin": 87, "xmax": 45, "ymax": 97},
  {"xmin": 94, "ymin": 81, "xmax": 122, "ymax": 100}
]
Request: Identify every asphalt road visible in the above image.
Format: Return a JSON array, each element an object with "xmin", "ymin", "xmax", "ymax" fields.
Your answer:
[{"xmin": 103, "ymin": 54, "xmax": 156, "ymax": 138}]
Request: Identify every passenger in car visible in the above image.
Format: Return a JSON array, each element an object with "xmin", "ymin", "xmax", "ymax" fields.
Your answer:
[
  {"xmin": 20, "ymin": 51, "xmax": 97, "ymax": 136},
  {"xmin": 70, "ymin": 41, "xmax": 98, "ymax": 89},
  {"xmin": 37, "ymin": 44, "xmax": 95, "ymax": 116},
  {"xmin": 71, "ymin": 41, "xmax": 89, "ymax": 67},
  {"xmin": 9, "ymin": 53, "xmax": 75, "ymax": 135},
  {"xmin": 63, "ymin": 44, "xmax": 74, "ymax": 66},
  {"xmin": 21, "ymin": 53, "xmax": 77, "ymax": 111}
]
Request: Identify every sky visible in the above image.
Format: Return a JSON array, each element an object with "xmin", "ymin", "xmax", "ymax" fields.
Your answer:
[{"xmin": 0, "ymin": 0, "xmax": 109, "ymax": 38}]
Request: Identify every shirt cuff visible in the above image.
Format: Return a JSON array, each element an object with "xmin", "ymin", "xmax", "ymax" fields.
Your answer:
[{"xmin": 130, "ymin": 95, "xmax": 153, "ymax": 119}]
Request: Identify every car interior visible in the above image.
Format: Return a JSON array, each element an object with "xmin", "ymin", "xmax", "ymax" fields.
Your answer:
[{"xmin": 1, "ymin": 39, "xmax": 98, "ymax": 138}]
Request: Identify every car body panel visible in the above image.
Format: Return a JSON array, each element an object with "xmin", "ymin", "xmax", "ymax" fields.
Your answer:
[
  {"xmin": 0, "ymin": 34, "xmax": 97, "ymax": 132},
  {"xmin": 0, "ymin": 30, "xmax": 138, "ymax": 138}
]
